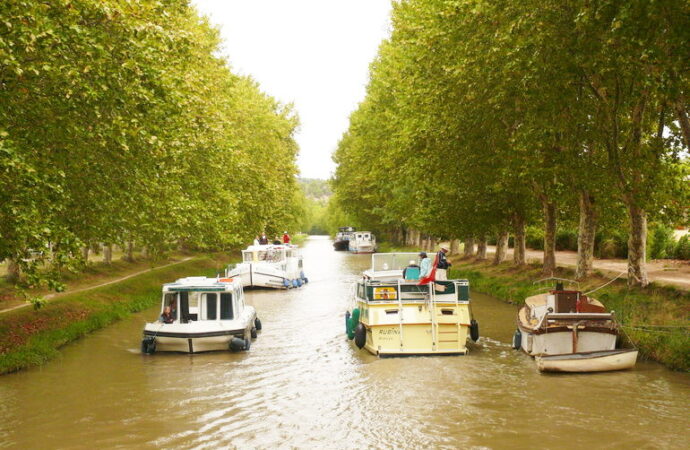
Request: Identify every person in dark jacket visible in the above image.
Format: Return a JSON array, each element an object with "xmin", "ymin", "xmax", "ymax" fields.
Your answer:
[
  {"xmin": 435, "ymin": 247, "xmax": 451, "ymax": 280},
  {"xmin": 259, "ymin": 233, "xmax": 269, "ymax": 245}
]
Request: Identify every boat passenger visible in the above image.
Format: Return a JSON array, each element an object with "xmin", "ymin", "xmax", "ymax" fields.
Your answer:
[
  {"xmin": 402, "ymin": 260, "xmax": 421, "ymax": 280},
  {"xmin": 435, "ymin": 247, "xmax": 451, "ymax": 281},
  {"xmin": 272, "ymin": 236, "xmax": 282, "ymax": 245},
  {"xmin": 259, "ymin": 233, "xmax": 269, "ymax": 245},
  {"xmin": 159, "ymin": 306, "xmax": 175, "ymax": 324},
  {"xmin": 253, "ymin": 236, "xmax": 260, "ymax": 246},
  {"xmin": 419, "ymin": 252, "xmax": 431, "ymax": 278},
  {"xmin": 282, "ymin": 231, "xmax": 291, "ymax": 244}
]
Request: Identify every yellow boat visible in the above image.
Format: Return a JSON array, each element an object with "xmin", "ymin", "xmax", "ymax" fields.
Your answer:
[{"xmin": 345, "ymin": 253, "xmax": 478, "ymax": 356}]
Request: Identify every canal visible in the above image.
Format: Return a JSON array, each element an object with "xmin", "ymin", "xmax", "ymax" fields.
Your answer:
[{"xmin": 1, "ymin": 236, "xmax": 689, "ymax": 448}]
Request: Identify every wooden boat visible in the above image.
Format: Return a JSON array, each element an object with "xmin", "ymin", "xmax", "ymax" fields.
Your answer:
[
  {"xmin": 345, "ymin": 253, "xmax": 479, "ymax": 356},
  {"xmin": 536, "ymin": 349, "xmax": 639, "ymax": 373},
  {"xmin": 513, "ymin": 279, "xmax": 637, "ymax": 372},
  {"xmin": 348, "ymin": 231, "xmax": 377, "ymax": 254},
  {"xmin": 141, "ymin": 276, "xmax": 260, "ymax": 354},
  {"xmin": 333, "ymin": 226, "xmax": 355, "ymax": 251},
  {"xmin": 226, "ymin": 244, "xmax": 307, "ymax": 289}
]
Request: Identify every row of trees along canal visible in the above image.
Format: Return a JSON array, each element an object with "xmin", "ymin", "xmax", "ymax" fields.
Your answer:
[
  {"xmin": 332, "ymin": 0, "xmax": 690, "ymax": 287},
  {"xmin": 0, "ymin": 1, "xmax": 306, "ymax": 290}
]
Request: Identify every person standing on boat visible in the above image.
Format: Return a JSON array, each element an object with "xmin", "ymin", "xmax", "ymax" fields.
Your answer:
[
  {"xmin": 282, "ymin": 231, "xmax": 291, "ymax": 244},
  {"xmin": 253, "ymin": 235, "xmax": 260, "ymax": 246},
  {"xmin": 259, "ymin": 233, "xmax": 269, "ymax": 245},
  {"xmin": 418, "ymin": 252, "xmax": 431, "ymax": 278},
  {"xmin": 435, "ymin": 247, "xmax": 451, "ymax": 281}
]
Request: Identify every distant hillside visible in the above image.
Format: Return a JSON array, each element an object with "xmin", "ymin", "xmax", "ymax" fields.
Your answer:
[{"xmin": 299, "ymin": 178, "xmax": 332, "ymax": 200}]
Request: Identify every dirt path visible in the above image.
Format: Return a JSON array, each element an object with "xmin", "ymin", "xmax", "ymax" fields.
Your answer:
[
  {"xmin": 482, "ymin": 246, "xmax": 690, "ymax": 290},
  {"xmin": 0, "ymin": 256, "xmax": 195, "ymax": 314}
]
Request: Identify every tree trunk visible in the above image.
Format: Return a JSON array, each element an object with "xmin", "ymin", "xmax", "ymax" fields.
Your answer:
[
  {"xmin": 6, "ymin": 258, "xmax": 20, "ymax": 283},
  {"xmin": 103, "ymin": 244, "xmax": 113, "ymax": 265},
  {"xmin": 674, "ymin": 101, "xmax": 690, "ymax": 150},
  {"xmin": 450, "ymin": 239, "xmax": 460, "ymax": 256},
  {"xmin": 493, "ymin": 231, "xmax": 509, "ymax": 265},
  {"xmin": 82, "ymin": 246, "xmax": 90, "ymax": 263},
  {"xmin": 463, "ymin": 237, "xmax": 475, "ymax": 258},
  {"xmin": 125, "ymin": 241, "xmax": 134, "ymax": 262},
  {"xmin": 576, "ymin": 190, "xmax": 597, "ymax": 279},
  {"xmin": 476, "ymin": 237, "xmax": 488, "ymax": 260},
  {"xmin": 142, "ymin": 246, "xmax": 149, "ymax": 259},
  {"xmin": 513, "ymin": 215, "xmax": 526, "ymax": 265},
  {"xmin": 627, "ymin": 204, "xmax": 649, "ymax": 287},
  {"xmin": 542, "ymin": 199, "xmax": 557, "ymax": 275}
]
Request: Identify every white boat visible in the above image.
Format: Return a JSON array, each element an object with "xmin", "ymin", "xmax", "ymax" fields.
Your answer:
[
  {"xmin": 226, "ymin": 244, "xmax": 307, "ymax": 289},
  {"xmin": 513, "ymin": 279, "xmax": 637, "ymax": 372},
  {"xmin": 141, "ymin": 276, "xmax": 259, "ymax": 354},
  {"xmin": 536, "ymin": 349, "xmax": 639, "ymax": 373},
  {"xmin": 348, "ymin": 231, "xmax": 377, "ymax": 254},
  {"xmin": 334, "ymin": 226, "xmax": 356, "ymax": 251},
  {"xmin": 345, "ymin": 253, "xmax": 479, "ymax": 356}
]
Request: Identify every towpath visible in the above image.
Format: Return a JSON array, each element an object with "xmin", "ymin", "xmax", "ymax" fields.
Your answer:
[
  {"xmin": 0, "ymin": 256, "xmax": 195, "ymax": 314},
  {"xmin": 479, "ymin": 246, "xmax": 690, "ymax": 290}
]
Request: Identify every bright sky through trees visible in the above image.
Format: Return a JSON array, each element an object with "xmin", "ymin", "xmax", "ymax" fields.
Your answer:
[{"xmin": 192, "ymin": 0, "xmax": 392, "ymax": 179}]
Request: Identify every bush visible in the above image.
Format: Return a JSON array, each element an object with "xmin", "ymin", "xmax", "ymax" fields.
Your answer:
[
  {"xmin": 674, "ymin": 235, "xmax": 690, "ymax": 260},
  {"xmin": 525, "ymin": 226, "xmax": 544, "ymax": 250},
  {"xmin": 595, "ymin": 230, "xmax": 628, "ymax": 259},
  {"xmin": 647, "ymin": 224, "xmax": 675, "ymax": 259},
  {"xmin": 555, "ymin": 229, "xmax": 578, "ymax": 251}
]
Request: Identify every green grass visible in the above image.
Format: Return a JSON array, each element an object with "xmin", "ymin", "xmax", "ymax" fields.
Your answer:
[
  {"xmin": 0, "ymin": 252, "xmax": 237, "ymax": 375},
  {"xmin": 449, "ymin": 259, "xmax": 690, "ymax": 372}
]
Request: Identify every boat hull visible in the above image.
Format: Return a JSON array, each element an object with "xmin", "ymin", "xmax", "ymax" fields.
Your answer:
[
  {"xmin": 359, "ymin": 301, "xmax": 471, "ymax": 356},
  {"xmin": 227, "ymin": 264, "xmax": 299, "ymax": 289},
  {"xmin": 536, "ymin": 349, "xmax": 638, "ymax": 373},
  {"xmin": 517, "ymin": 327, "xmax": 617, "ymax": 356},
  {"xmin": 333, "ymin": 240, "xmax": 349, "ymax": 251}
]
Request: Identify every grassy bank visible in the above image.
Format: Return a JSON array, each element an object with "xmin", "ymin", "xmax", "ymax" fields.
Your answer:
[
  {"xmin": 0, "ymin": 253, "xmax": 236, "ymax": 375},
  {"xmin": 449, "ymin": 258, "xmax": 690, "ymax": 372}
]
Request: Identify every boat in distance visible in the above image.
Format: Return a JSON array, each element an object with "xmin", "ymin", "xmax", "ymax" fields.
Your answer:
[
  {"xmin": 226, "ymin": 243, "xmax": 307, "ymax": 289},
  {"xmin": 345, "ymin": 253, "xmax": 479, "ymax": 356},
  {"xmin": 141, "ymin": 276, "xmax": 260, "ymax": 354},
  {"xmin": 333, "ymin": 226, "xmax": 356, "ymax": 251},
  {"xmin": 348, "ymin": 231, "xmax": 377, "ymax": 254},
  {"xmin": 513, "ymin": 279, "xmax": 637, "ymax": 373}
]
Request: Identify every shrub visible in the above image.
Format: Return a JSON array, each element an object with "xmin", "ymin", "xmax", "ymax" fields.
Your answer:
[
  {"xmin": 647, "ymin": 224, "xmax": 675, "ymax": 259},
  {"xmin": 674, "ymin": 235, "xmax": 690, "ymax": 260},
  {"xmin": 555, "ymin": 229, "xmax": 578, "ymax": 251},
  {"xmin": 525, "ymin": 226, "xmax": 544, "ymax": 250}
]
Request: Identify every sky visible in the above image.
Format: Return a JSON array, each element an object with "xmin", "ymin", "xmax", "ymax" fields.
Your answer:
[{"xmin": 192, "ymin": 0, "xmax": 393, "ymax": 179}]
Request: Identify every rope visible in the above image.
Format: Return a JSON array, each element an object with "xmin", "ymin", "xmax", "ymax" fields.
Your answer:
[{"xmin": 583, "ymin": 270, "xmax": 628, "ymax": 295}]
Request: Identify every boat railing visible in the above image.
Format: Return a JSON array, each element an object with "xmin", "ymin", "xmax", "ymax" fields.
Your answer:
[{"xmin": 361, "ymin": 279, "xmax": 469, "ymax": 303}]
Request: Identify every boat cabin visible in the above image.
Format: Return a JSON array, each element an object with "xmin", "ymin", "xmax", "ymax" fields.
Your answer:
[{"xmin": 160, "ymin": 277, "xmax": 245, "ymax": 323}]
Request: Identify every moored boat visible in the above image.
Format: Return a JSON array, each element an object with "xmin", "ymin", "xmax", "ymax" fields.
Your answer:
[
  {"xmin": 513, "ymin": 279, "xmax": 637, "ymax": 372},
  {"xmin": 333, "ymin": 226, "xmax": 355, "ymax": 251},
  {"xmin": 141, "ymin": 276, "xmax": 260, "ymax": 354},
  {"xmin": 536, "ymin": 349, "xmax": 639, "ymax": 373},
  {"xmin": 348, "ymin": 231, "xmax": 377, "ymax": 254},
  {"xmin": 345, "ymin": 253, "xmax": 479, "ymax": 356},
  {"xmin": 226, "ymin": 244, "xmax": 307, "ymax": 289}
]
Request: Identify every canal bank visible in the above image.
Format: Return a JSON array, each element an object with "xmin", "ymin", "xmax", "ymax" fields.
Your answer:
[
  {"xmin": 0, "ymin": 253, "xmax": 236, "ymax": 375},
  {"xmin": 449, "ymin": 258, "xmax": 690, "ymax": 372}
]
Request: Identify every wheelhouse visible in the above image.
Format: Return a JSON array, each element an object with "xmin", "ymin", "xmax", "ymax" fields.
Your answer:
[{"xmin": 160, "ymin": 277, "xmax": 245, "ymax": 323}]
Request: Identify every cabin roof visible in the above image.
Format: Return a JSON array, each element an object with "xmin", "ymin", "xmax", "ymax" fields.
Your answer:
[{"xmin": 163, "ymin": 276, "xmax": 240, "ymax": 292}]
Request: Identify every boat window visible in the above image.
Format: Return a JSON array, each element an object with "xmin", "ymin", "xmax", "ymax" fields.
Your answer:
[
  {"xmin": 164, "ymin": 293, "xmax": 178, "ymax": 320},
  {"xmin": 364, "ymin": 233, "xmax": 369, "ymax": 239},
  {"xmin": 243, "ymin": 252, "xmax": 253, "ymax": 262},
  {"xmin": 357, "ymin": 283, "xmax": 365, "ymax": 299},
  {"xmin": 205, "ymin": 293, "xmax": 217, "ymax": 320},
  {"xmin": 220, "ymin": 293, "xmax": 233, "ymax": 320},
  {"xmin": 180, "ymin": 291, "xmax": 191, "ymax": 323}
]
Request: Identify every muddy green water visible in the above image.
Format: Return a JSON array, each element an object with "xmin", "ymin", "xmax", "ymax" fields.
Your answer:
[{"xmin": 1, "ymin": 236, "xmax": 689, "ymax": 449}]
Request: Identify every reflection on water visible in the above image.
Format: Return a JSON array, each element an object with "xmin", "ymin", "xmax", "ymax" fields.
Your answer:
[{"xmin": 1, "ymin": 236, "xmax": 689, "ymax": 448}]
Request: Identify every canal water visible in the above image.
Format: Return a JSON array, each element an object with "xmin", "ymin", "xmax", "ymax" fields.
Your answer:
[{"xmin": 1, "ymin": 236, "xmax": 688, "ymax": 448}]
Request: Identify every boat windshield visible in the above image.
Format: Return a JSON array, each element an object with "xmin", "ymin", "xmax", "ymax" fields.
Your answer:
[{"xmin": 371, "ymin": 253, "xmax": 419, "ymax": 272}]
